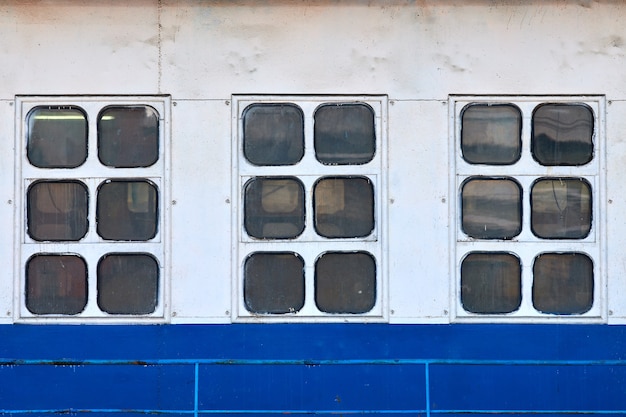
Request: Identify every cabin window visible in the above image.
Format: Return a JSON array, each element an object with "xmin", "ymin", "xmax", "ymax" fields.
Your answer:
[
  {"xmin": 452, "ymin": 96, "xmax": 605, "ymax": 322},
  {"xmin": 17, "ymin": 96, "xmax": 170, "ymax": 322},
  {"xmin": 233, "ymin": 95, "xmax": 387, "ymax": 321}
]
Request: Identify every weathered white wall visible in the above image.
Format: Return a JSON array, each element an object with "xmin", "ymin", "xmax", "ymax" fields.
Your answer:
[{"xmin": 0, "ymin": 1, "xmax": 624, "ymax": 322}]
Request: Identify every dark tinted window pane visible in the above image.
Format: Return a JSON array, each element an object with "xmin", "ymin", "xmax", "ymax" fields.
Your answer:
[
  {"xmin": 531, "ymin": 178, "xmax": 591, "ymax": 239},
  {"xmin": 314, "ymin": 103, "xmax": 375, "ymax": 165},
  {"xmin": 27, "ymin": 181, "xmax": 88, "ymax": 241},
  {"xmin": 461, "ymin": 252, "xmax": 521, "ymax": 314},
  {"xmin": 315, "ymin": 252, "xmax": 376, "ymax": 314},
  {"xmin": 461, "ymin": 104, "xmax": 522, "ymax": 165},
  {"xmin": 314, "ymin": 177, "xmax": 374, "ymax": 238},
  {"xmin": 98, "ymin": 106, "xmax": 159, "ymax": 168},
  {"xmin": 244, "ymin": 177, "xmax": 305, "ymax": 239},
  {"xmin": 26, "ymin": 255, "xmax": 87, "ymax": 315},
  {"xmin": 244, "ymin": 252, "xmax": 304, "ymax": 314},
  {"xmin": 27, "ymin": 107, "xmax": 87, "ymax": 168},
  {"xmin": 97, "ymin": 180, "xmax": 158, "ymax": 241},
  {"xmin": 243, "ymin": 104, "xmax": 304, "ymax": 166},
  {"xmin": 533, "ymin": 252, "xmax": 593, "ymax": 314},
  {"xmin": 97, "ymin": 254, "xmax": 159, "ymax": 315},
  {"xmin": 532, "ymin": 104, "xmax": 594, "ymax": 166},
  {"xmin": 462, "ymin": 178, "xmax": 522, "ymax": 239}
]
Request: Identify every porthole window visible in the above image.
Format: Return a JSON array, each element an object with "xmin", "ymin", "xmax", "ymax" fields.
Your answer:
[
  {"xmin": 26, "ymin": 254, "xmax": 88, "ymax": 315},
  {"xmin": 243, "ymin": 103, "xmax": 304, "ymax": 166},
  {"xmin": 461, "ymin": 104, "xmax": 522, "ymax": 165},
  {"xmin": 314, "ymin": 103, "xmax": 376, "ymax": 165},
  {"xmin": 27, "ymin": 180, "xmax": 89, "ymax": 242},
  {"xmin": 17, "ymin": 96, "xmax": 170, "ymax": 322},
  {"xmin": 234, "ymin": 95, "xmax": 387, "ymax": 321},
  {"xmin": 531, "ymin": 104, "xmax": 594, "ymax": 166},
  {"xmin": 27, "ymin": 106, "xmax": 88, "ymax": 169},
  {"xmin": 98, "ymin": 106, "xmax": 159, "ymax": 168},
  {"xmin": 452, "ymin": 96, "xmax": 604, "ymax": 322}
]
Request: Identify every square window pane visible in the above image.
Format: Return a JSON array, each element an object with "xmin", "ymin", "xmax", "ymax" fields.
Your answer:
[
  {"xmin": 27, "ymin": 107, "xmax": 88, "ymax": 168},
  {"xmin": 244, "ymin": 177, "xmax": 305, "ymax": 239},
  {"xmin": 27, "ymin": 181, "xmax": 88, "ymax": 241},
  {"xmin": 533, "ymin": 253, "xmax": 593, "ymax": 314},
  {"xmin": 244, "ymin": 252, "xmax": 305, "ymax": 314},
  {"xmin": 98, "ymin": 106, "xmax": 159, "ymax": 168},
  {"xmin": 532, "ymin": 104, "xmax": 594, "ymax": 166},
  {"xmin": 243, "ymin": 104, "xmax": 304, "ymax": 166},
  {"xmin": 314, "ymin": 103, "xmax": 375, "ymax": 165},
  {"xmin": 97, "ymin": 180, "xmax": 158, "ymax": 241},
  {"xmin": 461, "ymin": 252, "xmax": 521, "ymax": 314},
  {"xmin": 462, "ymin": 178, "xmax": 522, "ymax": 239},
  {"xmin": 315, "ymin": 252, "xmax": 376, "ymax": 314},
  {"xmin": 531, "ymin": 178, "xmax": 591, "ymax": 239},
  {"xmin": 314, "ymin": 177, "xmax": 374, "ymax": 238},
  {"xmin": 97, "ymin": 254, "xmax": 159, "ymax": 315},
  {"xmin": 26, "ymin": 255, "xmax": 87, "ymax": 315},
  {"xmin": 461, "ymin": 104, "xmax": 522, "ymax": 165}
]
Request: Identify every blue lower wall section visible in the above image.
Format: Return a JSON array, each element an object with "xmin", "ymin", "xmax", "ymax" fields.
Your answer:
[{"xmin": 0, "ymin": 324, "xmax": 625, "ymax": 415}]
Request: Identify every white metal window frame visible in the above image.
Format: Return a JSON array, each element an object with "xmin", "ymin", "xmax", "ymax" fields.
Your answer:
[
  {"xmin": 449, "ymin": 95, "xmax": 607, "ymax": 323},
  {"xmin": 14, "ymin": 95, "xmax": 171, "ymax": 323},
  {"xmin": 231, "ymin": 95, "xmax": 389, "ymax": 322}
]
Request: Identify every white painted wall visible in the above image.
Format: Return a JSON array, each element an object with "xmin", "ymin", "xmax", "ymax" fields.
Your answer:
[{"xmin": 0, "ymin": 1, "xmax": 624, "ymax": 323}]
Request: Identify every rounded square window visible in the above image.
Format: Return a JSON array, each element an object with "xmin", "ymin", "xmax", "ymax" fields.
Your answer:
[
  {"xmin": 98, "ymin": 106, "xmax": 159, "ymax": 168},
  {"xmin": 27, "ymin": 181, "xmax": 89, "ymax": 241},
  {"xmin": 532, "ymin": 252, "xmax": 593, "ymax": 315},
  {"xmin": 243, "ymin": 103, "xmax": 304, "ymax": 166},
  {"xmin": 314, "ymin": 103, "xmax": 375, "ymax": 165},
  {"xmin": 97, "ymin": 253, "xmax": 159, "ymax": 315},
  {"xmin": 532, "ymin": 104, "xmax": 594, "ymax": 166},
  {"xmin": 244, "ymin": 252, "xmax": 305, "ymax": 314},
  {"xmin": 315, "ymin": 251, "xmax": 376, "ymax": 314},
  {"xmin": 27, "ymin": 106, "xmax": 88, "ymax": 168},
  {"xmin": 461, "ymin": 177, "xmax": 522, "ymax": 239},
  {"xmin": 314, "ymin": 176, "xmax": 374, "ymax": 238},
  {"xmin": 531, "ymin": 178, "xmax": 591, "ymax": 239},
  {"xmin": 244, "ymin": 177, "xmax": 305, "ymax": 239},
  {"xmin": 461, "ymin": 104, "xmax": 522, "ymax": 165},
  {"xmin": 461, "ymin": 252, "xmax": 521, "ymax": 314},
  {"xmin": 97, "ymin": 180, "xmax": 158, "ymax": 241},
  {"xmin": 26, "ymin": 254, "xmax": 87, "ymax": 315}
]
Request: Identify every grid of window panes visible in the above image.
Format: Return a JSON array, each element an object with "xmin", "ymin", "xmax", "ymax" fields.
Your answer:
[
  {"xmin": 453, "ymin": 96, "xmax": 604, "ymax": 321},
  {"xmin": 234, "ymin": 96, "xmax": 386, "ymax": 320},
  {"xmin": 17, "ymin": 97, "xmax": 169, "ymax": 321}
]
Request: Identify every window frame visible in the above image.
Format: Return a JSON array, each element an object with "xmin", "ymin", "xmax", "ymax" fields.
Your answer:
[
  {"xmin": 232, "ymin": 95, "xmax": 388, "ymax": 323},
  {"xmin": 14, "ymin": 95, "xmax": 171, "ymax": 323},
  {"xmin": 449, "ymin": 95, "xmax": 606, "ymax": 323}
]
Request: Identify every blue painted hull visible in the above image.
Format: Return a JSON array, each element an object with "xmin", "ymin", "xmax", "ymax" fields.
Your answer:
[{"xmin": 1, "ymin": 324, "xmax": 625, "ymax": 415}]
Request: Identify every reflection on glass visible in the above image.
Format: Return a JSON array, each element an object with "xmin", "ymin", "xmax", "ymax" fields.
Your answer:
[
  {"xmin": 243, "ymin": 104, "xmax": 304, "ymax": 166},
  {"xmin": 462, "ymin": 178, "xmax": 522, "ymax": 239},
  {"xmin": 27, "ymin": 107, "xmax": 88, "ymax": 168},
  {"xmin": 531, "ymin": 178, "xmax": 591, "ymax": 239},
  {"xmin": 244, "ymin": 252, "xmax": 305, "ymax": 314},
  {"xmin": 98, "ymin": 106, "xmax": 159, "ymax": 168},
  {"xmin": 26, "ymin": 254, "xmax": 87, "ymax": 315},
  {"xmin": 97, "ymin": 180, "xmax": 158, "ymax": 241},
  {"xmin": 97, "ymin": 254, "xmax": 159, "ymax": 315},
  {"xmin": 533, "ymin": 252, "xmax": 593, "ymax": 314},
  {"xmin": 244, "ymin": 177, "xmax": 305, "ymax": 239},
  {"xmin": 315, "ymin": 251, "xmax": 376, "ymax": 314},
  {"xmin": 27, "ymin": 181, "xmax": 89, "ymax": 241},
  {"xmin": 532, "ymin": 104, "xmax": 594, "ymax": 166},
  {"xmin": 461, "ymin": 104, "xmax": 521, "ymax": 165},
  {"xmin": 314, "ymin": 103, "xmax": 375, "ymax": 165},
  {"xmin": 461, "ymin": 252, "xmax": 521, "ymax": 314},
  {"xmin": 314, "ymin": 177, "xmax": 374, "ymax": 238}
]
